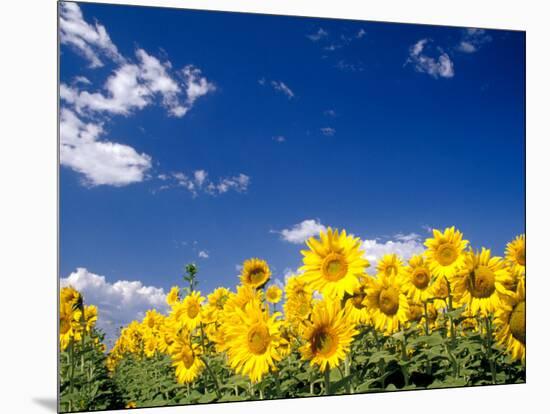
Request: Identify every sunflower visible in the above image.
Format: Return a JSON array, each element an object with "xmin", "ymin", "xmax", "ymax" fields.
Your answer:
[
  {"xmin": 403, "ymin": 254, "xmax": 433, "ymax": 303},
  {"xmin": 240, "ymin": 258, "xmax": 271, "ymax": 288},
  {"xmin": 494, "ymin": 277, "xmax": 525, "ymax": 362},
  {"xmin": 223, "ymin": 299, "xmax": 284, "ymax": 383},
  {"xmin": 143, "ymin": 334, "xmax": 158, "ymax": 358},
  {"xmin": 299, "ymin": 299, "xmax": 358, "ymax": 372},
  {"xmin": 429, "ymin": 275, "xmax": 450, "ymax": 309},
  {"xmin": 166, "ymin": 286, "xmax": 180, "ymax": 307},
  {"xmin": 424, "ymin": 227, "xmax": 469, "ymax": 279},
  {"xmin": 285, "ymin": 274, "xmax": 312, "ymax": 301},
  {"xmin": 59, "ymin": 300, "xmax": 82, "ymax": 351},
  {"xmin": 170, "ymin": 332, "xmax": 205, "ymax": 384},
  {"xmin": 343, "ymin": 284, "xmax": 370, "ymax": 325},
  {"xmin": 300, "ymin": 228, "xmax": 369, "ymax": 299},
  {"xmin": 505, "ymin": 234, "xmax": 526, "ymax": 276},
  {"xmin": 143, "ymin": 309, "xmax": 163, "ymax": 331},
  {"xmin": 60, "ymin": 286, "xmax": 82, "ymax": 308},
  {"xmin": 172, "ymin": 291, "xmax": 205, "ymax": 331},
  {"xmin": 365, "ymin": 274, "xmax": 409, "ymax": 335},
  {"xmin": 377, "ymin": 254, "xmax": 406, "ymax": 280},
  {"xmin": 452, "ymin": 248, "xmax": 514, "ymax": 316},
  {"xmin": 266, "ymin": 285, "xmax": 283, "ymax": 304},
  {"xmin": 83, "ymin": 305, "xmax": 98, "ymax": 333},
  {"xmin": 208, "ymin": 287, "xmax": 231, "ymax": 309}
]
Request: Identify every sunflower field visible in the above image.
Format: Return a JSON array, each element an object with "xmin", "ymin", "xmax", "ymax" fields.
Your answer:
[{"xmin": 59, "ymin": 227, "xmax": 526, "ymax": 412}]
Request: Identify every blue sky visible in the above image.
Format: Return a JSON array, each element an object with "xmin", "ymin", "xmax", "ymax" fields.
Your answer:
[{"xmin": 59, "ymin": 2, "xmax": 525, "ymax": 338}]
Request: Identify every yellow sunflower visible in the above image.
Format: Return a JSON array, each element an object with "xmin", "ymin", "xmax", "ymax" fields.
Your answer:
[
  {"xmin": 170, "ymin": 332, "xmax": 205, "ymax": 384},
  {"xmin": 429, "ymin": 275, "xmax": 450, "ymax": 309},
  {"xmin": 172, "ymin": 291, "xmax": 205, "ymax": 331},
  {"xmin": 166, "ymin": 286, "xmax": 180, "ymax": 307},
  {"xmin": 266, "ymin": 285, "xmax": 283, "ymax": 304},
  {"xmin": 285, "ymin": 274, "xmax": 312, "ymax": 301},
  {"xmin": 208, "ymin": 287, "xmax": 231, "ymax": 309},
  {"xmin": 494, "ymin": 277, "xmax": 525, "ymax": 362},
  {"xmin": 403, "ymin": 254, "xmax": 432, "ymax": 303},
  {"xmin": 59, "ymin": 301, "xmax": 82, "ymax": 351},
  {"xmin": 299, "ymin": 299, "xmax": 358, "ymax": 372},
  {"xmin": 424, "ymin": 227, "xmax": 469, "ymax": 278},
  {"xmin": 223, "ymin": 299, "xmax": 284, "ymax": 383},
  {"xmin": 452, "ymin": 248, "xmax": 514, "ymax": 316},
  {"xmin": 343, "ymin": 284, "xmax": 370, "ymax": 325},
  {"xmin": 240, "ymin": 258, "xmax": 271, "ymax": 288},
  {"xmin": 83, "ymin": 305, "xmax": 98, "ymax": 333},
  {"xmin": 377, "ymin": 254, "xmax": 406, "ymax": 280},
  {"xmin": 300, "ymin": 228, "xmax": 369, "ymax": 299},
  {"xmin": 505, "ymin": 234, "xmax": 526, "ymax": 276},
  {"xmin": 365, "ymin": 274, "xmax": 409, "ymax": 335},
  {"xmin": 143, "ymin": 334, "xmax": 158, "ymax": 358}
]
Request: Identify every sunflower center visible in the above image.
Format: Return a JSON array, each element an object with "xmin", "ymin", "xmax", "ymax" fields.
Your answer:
[
  {"xmin": 412, "ymin": 269, "xmax": 430, "ymax": 289},
  {"xmin": 60, "ymin": 317, "xmax": 71, "ymax": 335},
  {"xmin": 187, "ymin": 302, "xmax": 200, "ymax": 319},
  {"xmin": 311, "ymin": 328, "xmax": 338, "ymax": 356},
  {"xmin": 379, "ymin": 287, "xmax": 400, "ymax": 315},
  {"xmin": 468, "ymin": 266, "xmax": 496, "ymax": 298},
  {"xmin": 436, "ymin": 243, "xmax": 458, "ymax": 266},
  {"xmin": 509, "ymin": 301, "xmax": 526, "ymax": 344},
  {"xmin": 516, "ymin": 247, "xmax": 526, "ymax": 266},
  {"xmin": 249, "ymin": 268, "xmax": 267, "ymax": 285},
  {"xmin": 351, "ymin": 293, "xmax": 366, "ymax": 309},
  {"xmin": 181, "ymin": 348, "xmax": 195, "ymax": 369},
  {"xmin": 247, "ymin": 325, "xmax": 271, "ymax": 355},
  {"xmin": 322, "ymin": 253, "xmax": 348, "ymax": 281}
]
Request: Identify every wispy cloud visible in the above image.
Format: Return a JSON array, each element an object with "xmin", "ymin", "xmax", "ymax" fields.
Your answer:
[
  {"xmin": 335, "ymin": 60, "xmax": 364, "ymax": 72},
  {"xmin": 157, "ymin": 171, "xmax": 250, "ymax": 197},
  {"xmin": 407, "ymin": 39, "xmax": 454, "ymax": 79},
  {"xmin": 270, "ymin": 80, "xmax": 295, "ymax": 99},
  {"xmin": 272, "ymin": 135, "xmax": 286, "ymax": 143},
  {"xmin": 457, "ymin": 28, "xmax": 492, "ymax": 53},
  {"xmin": 60, "ymin": 2, "xmax": 124, "ymax": 68},
  {"xmin": 323, "ymin": 109, "xmax": 337, "ymax": 117},
  {"xmin": 320, "ymin": 127, "xmax": 336, "ymax": 137},
  {"xmin": 275, "ymin": 219, "xmax": 327, "ymax": 244},
  {"xmin": 198, "ymin": 250, "xmax": 209, "ymax": 259},
  {"xmin": 306, "ymin": 28, "xmax": 328, "ymax": 42}
]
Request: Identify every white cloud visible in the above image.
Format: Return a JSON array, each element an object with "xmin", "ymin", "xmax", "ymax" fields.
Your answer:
[
  {"xmin": 356, "ymin": 28, "xmax": 366, "ymax": 39},
  {"xmin": 277, "ymin": 219, "xmax": 327, "ymax": 244},
  {"xmin": 61, "ymin": 268, "xmax": 167, "ymax": 344},
  {"xmin": 272, "ymin": 135, "xmax": 286, "ymax": 143},
  {"xmin": 198, "ymin": 250, "xmax": 209, "ymax": 259},
  {"xmin": 361, "ymin": 233, "xmax": 425, "ymax": 274},
  {"xmin": 457, "ymin": 28, "xmax": 492, "ymax": 53},
  {"xmin": 320, "ymin": 127, "xmax": 336, "ymax": 136},
  {"xmin": 194, "ymin": 169, "xmax": 208, "ymax": 187},
  {"xmin": 73, "ymin": 75, "xmax": 91, "ymax": 85},
  {"xmin": 323, "ymin": 109, "xmax": 337, "ymax": 117},
  {"xmin": 407, "ymin": 39, "xmax": 454, "ymax": 79},
  {"xmin": 60, "ymin": 50, "xmax": 215, "ymax": 119},
  {"xmin": 59, "ymin": 2, "xmax": 124, "ymax": 68},
  {"xmin": 307, "ymin": 28, "xmax": 328, "ymax": 42},
  {"xmin": 60, "ymin": 108, "xmax": 152, "ymax": 186},
  {"xmin": 271, "ymin": 80, "xmax": 295, "ymax": 99},
  {"xmin": 182, "ymin": 65, "xmax": 216, "ymax": 108}
]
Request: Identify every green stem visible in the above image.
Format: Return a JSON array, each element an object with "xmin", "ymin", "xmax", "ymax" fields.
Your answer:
[
  {"xmin": 485, "ymin": 317, "xmax": 497, "ymax": 384},
  {"xmin": 324, "ymin": 368, "xmax": 331, "ymax": 395},
  {"xmin": 400, "ymin": 334, "xmax": 410, "ymax": 387},
  {"xmin": 344, "ymin": 357, "xmax": 352, "ymax": 393},
  {"xmin": 200, "ymin": 355, "xmax": 221, "ymax": 399}
]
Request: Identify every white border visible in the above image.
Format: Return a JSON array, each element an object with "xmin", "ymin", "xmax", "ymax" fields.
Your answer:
[{"xmin": 1, "ymin": 1, "xmax": 549, "ymax": 413}]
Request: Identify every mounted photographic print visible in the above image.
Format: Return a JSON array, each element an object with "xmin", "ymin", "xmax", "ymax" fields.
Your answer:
[{"xmin": 58, "ymin": 1, "xmax": 526, "ymax": 412}]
